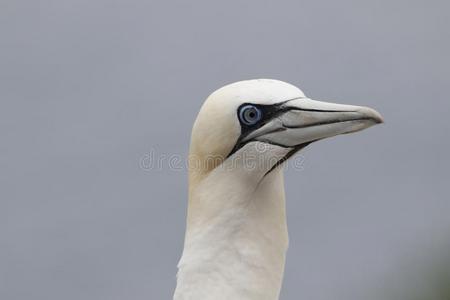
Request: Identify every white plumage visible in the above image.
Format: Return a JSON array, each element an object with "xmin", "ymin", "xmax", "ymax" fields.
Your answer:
[{"xmin": 174, "ymin": 79, "xmax": 383, "ymax": 300}]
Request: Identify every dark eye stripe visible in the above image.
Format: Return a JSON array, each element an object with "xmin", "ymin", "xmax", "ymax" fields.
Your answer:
[{"xmin": 228, "ymin": 102, "xmax": 289, "ymax": 157}]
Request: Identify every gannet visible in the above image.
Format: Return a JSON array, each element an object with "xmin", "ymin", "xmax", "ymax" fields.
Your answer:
[{"xmin": 174, "ymin": 79, "xmax": 383, "ymax": 300}]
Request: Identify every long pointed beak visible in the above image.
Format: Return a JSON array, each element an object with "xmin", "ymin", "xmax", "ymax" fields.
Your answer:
[{"xmin": 243, "ymin": 98, "xmax": 383, "ymax": 147}]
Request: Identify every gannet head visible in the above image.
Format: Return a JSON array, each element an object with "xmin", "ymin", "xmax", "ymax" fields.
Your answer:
[
  {"xmin": 177, "ymin": 79, "xmax": 383, "ymax": 299},
  {"xmin": 189, "ymin": 79, "xmax": 383, "ymax": 182}
]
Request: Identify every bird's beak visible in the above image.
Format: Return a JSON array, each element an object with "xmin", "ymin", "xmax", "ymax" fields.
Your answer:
[{"xmin": 243, "ymin": 98, "xmax": 383, "ymax": 148}]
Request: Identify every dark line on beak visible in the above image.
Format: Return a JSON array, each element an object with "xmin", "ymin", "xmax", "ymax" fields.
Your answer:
[
  {"xmin": 286, "ymin": 107, "xmax": 358, "ymax": 113},
  {"xmin": 252, "ymin": 138, "xmax": 292, "ymax": 149},
  {"xmin": 278, "ymin": 96, "xmax": 305, "ymax": 104},
  {"xmin": 281, "ymin": 116, "xmax": 374, "ymax": 129}
]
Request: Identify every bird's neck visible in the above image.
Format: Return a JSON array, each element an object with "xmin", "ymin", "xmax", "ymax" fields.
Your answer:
[{"xmin": 174, "ymin": 163, "xmax": 289, "ymax": 300}]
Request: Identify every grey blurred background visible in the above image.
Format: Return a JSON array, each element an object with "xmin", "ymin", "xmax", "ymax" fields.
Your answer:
[{"xmin": 1, "ymin": 0, "xmax": 449, "ymax": 299}]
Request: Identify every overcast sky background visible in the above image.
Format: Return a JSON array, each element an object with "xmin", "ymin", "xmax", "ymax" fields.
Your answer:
[{"xmin": 1, "ymin": 1, "xmax": 450, "ymax": 299}]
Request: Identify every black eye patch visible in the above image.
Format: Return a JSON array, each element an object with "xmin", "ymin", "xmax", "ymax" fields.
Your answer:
[
  {"xmin": 237, "ymin": 102, "xmax": 287, "ymax": 134},
  {"xmin": 228, "ymin": 102, "xmax": 290, "ymax": 157}
]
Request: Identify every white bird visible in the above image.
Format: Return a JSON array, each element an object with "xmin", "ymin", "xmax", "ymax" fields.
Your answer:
[{"xmin": 173, "ymin": 79, "xmax": 383, "ymax": 300}]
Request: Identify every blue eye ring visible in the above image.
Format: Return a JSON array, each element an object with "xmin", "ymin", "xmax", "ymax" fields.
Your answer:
[{"xmin": 239, "ymin": 105, "xmax": 262, "ymax": 126}]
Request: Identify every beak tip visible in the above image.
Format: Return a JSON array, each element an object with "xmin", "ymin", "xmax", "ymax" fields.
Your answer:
[{"xmin": 360, "ymin": 107, "xmax": 384, "ymax": 124}]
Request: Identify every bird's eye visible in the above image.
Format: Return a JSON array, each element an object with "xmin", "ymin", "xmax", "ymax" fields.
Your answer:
[{"xmin": 239, "ymin": 105, "xmax": 262, "ymax": 126}]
